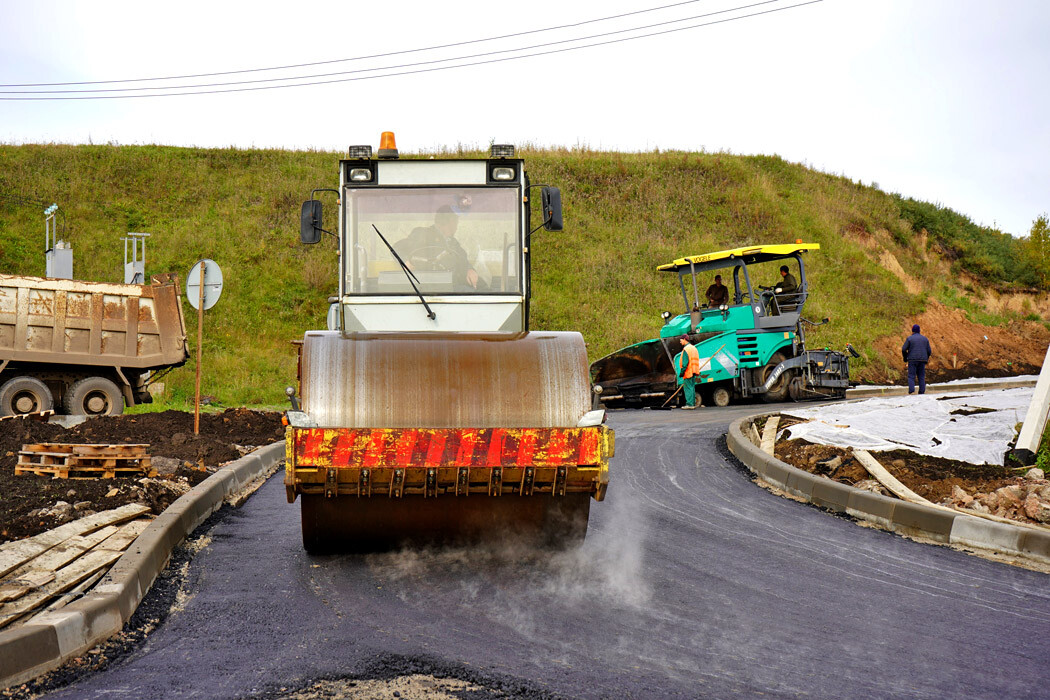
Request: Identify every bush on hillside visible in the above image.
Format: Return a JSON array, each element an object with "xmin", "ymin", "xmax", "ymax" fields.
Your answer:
[{"xmin": 893, "ymin": 196, "xmax": 1042, "ymax": 288}]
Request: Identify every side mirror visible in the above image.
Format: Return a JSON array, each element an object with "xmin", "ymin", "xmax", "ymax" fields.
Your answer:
[
  {"xmin": 300, "ymin": 200, "xmax": 323, "ymax": 244},
  {"xmin": 540, "ymin": 186, "xmax": 563, "ymax": 232}
]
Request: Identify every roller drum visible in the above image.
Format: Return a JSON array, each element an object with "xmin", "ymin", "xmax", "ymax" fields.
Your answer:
[
  {"xmin": 301, "ymin": 493, "xmax": 590, "ymax": 553},
  {"xmin": 300, "ymin": 331, "xmax": 591, "ymax": 428}
]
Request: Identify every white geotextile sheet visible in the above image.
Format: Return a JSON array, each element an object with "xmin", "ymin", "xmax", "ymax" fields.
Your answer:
[{"xmin": 780, "ymin": 387, "xmax": 1033, "ymax": 465}]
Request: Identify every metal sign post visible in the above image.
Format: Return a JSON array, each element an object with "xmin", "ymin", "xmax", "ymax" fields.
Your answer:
[
  {"xmin": 185, "ymin": 259, "xmax": 224, "ymax": 435},
  {"xmin": 123, "ymin": 232, "xmax": 150, "ymax": 284}
]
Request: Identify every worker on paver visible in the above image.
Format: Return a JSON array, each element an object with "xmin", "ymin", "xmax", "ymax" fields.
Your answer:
[
  {"xmin": 705, "ymin": 274, "xmax": 729, "ymax": 308},
  {"xmin": 761, "ymin": 265, "xmax": 798, "ymax": 314},
  {"xmin": 675, "ymin": 335, "xmax": 702, "ymax": 410},
  {"xmin": 902, "ymin": 323, "xmax": 933, "ymax": 394},
  {"xmin": 775, "ymin": 265, "xmax": 798, "ymax": 296}
]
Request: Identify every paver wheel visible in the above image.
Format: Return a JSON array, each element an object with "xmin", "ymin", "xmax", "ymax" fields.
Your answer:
[
  {"xmin": 712, "ymin": 387, "xmax": 731, "ymax": 407},
  {"xmin": 64, "ymin": 376, "xmax": 124, "ymax": 416},
  {"xmin": 760, "ymin": 352, "xmax": 791, "ymax": 403},
  {"xmin": 0, "ymin": 376, "xmax": 54, "ymax": 416}
]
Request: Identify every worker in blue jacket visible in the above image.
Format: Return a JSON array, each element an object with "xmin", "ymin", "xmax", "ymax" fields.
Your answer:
[{"xmin": 902, "ymin": 324, "xmax": 933, "ymax": 394}]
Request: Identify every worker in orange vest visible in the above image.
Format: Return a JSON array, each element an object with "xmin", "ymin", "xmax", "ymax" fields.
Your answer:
[{"xmin": 675, "ymin": 335, "xmax": 702, "ymax": 409}]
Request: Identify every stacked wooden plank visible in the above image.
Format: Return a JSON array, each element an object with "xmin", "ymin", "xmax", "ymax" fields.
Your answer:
[
  {"xmin": 15, "ymin": 443, "xmax": 155, "ymax": 479},
  {"xmin": 0, "ymin": 410, "xmax": 54, "ymax": 422},
  {"xmin": 0, "ymin": 503, "xmax": 152, "ymax": 629}
]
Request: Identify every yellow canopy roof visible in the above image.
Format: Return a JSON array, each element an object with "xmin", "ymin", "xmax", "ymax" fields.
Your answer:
[{"xmin": 657, "ymin": 243, "xmax": 820, "ymax": 272}]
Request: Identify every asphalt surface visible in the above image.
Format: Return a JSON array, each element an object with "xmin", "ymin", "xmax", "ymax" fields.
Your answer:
[{"xmin": 43, "ymin": 406, "xmax": 1050, "ymax": 699}]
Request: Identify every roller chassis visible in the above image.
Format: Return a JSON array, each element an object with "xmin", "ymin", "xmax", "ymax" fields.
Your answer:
[
  {"xmin": 284, "ymin": 422, "xmax": 612, "ymax": 502},
  {"xmin": 283, "ymin": 419, "xmax": 612, "ymax": 552}
]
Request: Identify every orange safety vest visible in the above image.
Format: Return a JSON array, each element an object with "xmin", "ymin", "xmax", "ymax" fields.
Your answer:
[{"xmin": 683, "ymin": 343, "xmax": 701, "ymax": 378}]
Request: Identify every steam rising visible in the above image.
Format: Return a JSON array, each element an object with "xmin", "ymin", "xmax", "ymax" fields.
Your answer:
[{"xmin": 363, "ymin": 488, "xmax": 651, "ymax": 643}]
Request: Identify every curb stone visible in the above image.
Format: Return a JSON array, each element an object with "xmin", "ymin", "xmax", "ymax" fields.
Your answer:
[
  {"xmin": 0, "ymin": 441, "xmax": 285, "ymax": 690},
  {"xmin": 726, "ymin": 413, "xmax": 1050, "ymax": 568},
  {"xmin": 846, "ymin": 377, "xmax": 1036, "ymax": 398}
]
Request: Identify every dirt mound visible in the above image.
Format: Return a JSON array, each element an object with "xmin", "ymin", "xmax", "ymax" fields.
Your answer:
[
  {"xmin": 869, "ymin": 300, "xmax": 1050, "ymax": 384},
  {"xmin": 0, "ymin": 409, "xmax": 284, "ymax": 544},
  {"xmin": 776, "ymin": 439, "xmax": 1018, "ymax": 502},
  {"xmin": 774, "ymin": 437, "xmax": 1050, "ymax": 529}
]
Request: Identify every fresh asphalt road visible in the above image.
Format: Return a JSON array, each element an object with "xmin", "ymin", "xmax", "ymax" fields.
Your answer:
[{"xmin": 47, "ymin": 407, "xmax": 1050, "ymax": 699}]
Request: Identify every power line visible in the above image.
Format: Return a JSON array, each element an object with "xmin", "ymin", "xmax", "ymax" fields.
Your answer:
[
  {"xmin": 1, "ymin": 0, "xmax": 787, "ymax": 95},
  {"xmin": 0, "ymin": 0, "xmax": 714, "ymax": 88},
  {"xmin": 0, "ymin": 1, "xmax": 822, "ymax": 101}
]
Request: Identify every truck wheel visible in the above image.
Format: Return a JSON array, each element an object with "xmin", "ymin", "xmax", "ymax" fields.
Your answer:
[
  {"xmin": 712, "ymin": 387, "xmax": 731, "ymax": 407},
  {"xmin": 65, "ymin": 377, "xmax": 124, "ymax": 416},
  {"xmin": 761, "ymin": 352, "xmax": 791, "ymax": 403},
  {"xmin": 0, "ymin": 376, "xmax": 54, "ymax": 416}
]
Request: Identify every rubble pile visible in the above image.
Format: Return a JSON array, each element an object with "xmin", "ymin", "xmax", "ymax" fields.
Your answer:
[{"xmin": 946, "ymin": 468, "xmax": 1050, "ymax": 524}]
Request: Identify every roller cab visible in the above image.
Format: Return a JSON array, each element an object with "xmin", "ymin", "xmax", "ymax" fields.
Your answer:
[{"xmin": 287, "ymin": 137, "xmax": 612, "ymax": 552}]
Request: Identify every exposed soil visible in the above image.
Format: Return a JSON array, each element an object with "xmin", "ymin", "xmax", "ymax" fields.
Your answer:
[
  {"xmin": 0, "ymin": 409, "xmax": 284, "ymax": 544},
  {"xmin": 770, "ymin": 416, "xmax": 1050, "ymax": 528},
  {"xmin": 866, "ymin": 300, "xmax": 1050, "ymax": 384}
]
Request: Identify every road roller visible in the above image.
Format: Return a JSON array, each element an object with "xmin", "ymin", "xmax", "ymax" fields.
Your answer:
[{"xmin": 284, "ymin": 134, "xmax": 613, "ymax": 552}]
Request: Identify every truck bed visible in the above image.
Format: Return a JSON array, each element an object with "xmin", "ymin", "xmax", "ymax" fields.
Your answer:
[{"xmin": 0, "ymin": 273, "xmax": 188, "ymax": 370}]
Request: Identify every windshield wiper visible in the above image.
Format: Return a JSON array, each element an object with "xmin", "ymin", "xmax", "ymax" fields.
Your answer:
[{"xmin": 371, "ymin": 224, "xmax": 436, "ymax": 320}]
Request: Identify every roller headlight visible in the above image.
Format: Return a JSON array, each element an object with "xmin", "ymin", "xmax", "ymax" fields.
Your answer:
[
  {"xmin": 349, "ymin": 167, "xmax": 372, "ymax": 182},
  {"xmin": 593, "ymin": 384, "xmax": 604, "ymax": 395},
  {"xmin": 491, "ymin": 166, "xmax": 515, "ymax": 181}
]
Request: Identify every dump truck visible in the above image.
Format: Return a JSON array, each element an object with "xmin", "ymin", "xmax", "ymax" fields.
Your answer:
[
  {"xmin": 283, "ymin": 134, "xmax": 613, "ymax": 552},
  {"xmin": 590, "ymin": 243, "xmax": 856, "ymax": 408},
  {"xmin": 0, "ymin": 272, "xmax": 189, "ymax": 416}
]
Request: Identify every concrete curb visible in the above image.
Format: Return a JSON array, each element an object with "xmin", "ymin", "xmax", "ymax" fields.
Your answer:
[
  {"xmin": 726, "ymin": 414, "xmax": 1050, "ymax": 567},
  {"xmin": 0, "ymin": 441, "xmax": 285, "ymax": 690},
  {"xmin": 846, "ymin": 378, "xmax": 1036, "ymax": 398}
]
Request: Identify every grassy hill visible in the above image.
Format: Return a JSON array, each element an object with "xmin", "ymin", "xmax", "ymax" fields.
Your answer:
[{"xmin": 0, "ymin": 144, "xmax": 1042, "ymax": 409}]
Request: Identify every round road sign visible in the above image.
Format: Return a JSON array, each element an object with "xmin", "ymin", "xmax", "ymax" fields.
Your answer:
[{"xmin": 186, "ymin": 259, "xmax": 223, "ymax": 311}]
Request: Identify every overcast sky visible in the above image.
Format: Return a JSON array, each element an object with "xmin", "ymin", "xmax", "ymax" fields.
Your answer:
[{"xmin": 1, "ymin": 0, "xmax": 1047, "ymax": 236}]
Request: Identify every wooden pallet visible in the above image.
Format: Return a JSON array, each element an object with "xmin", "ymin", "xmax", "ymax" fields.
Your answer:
[
  {"xmin": 0, "ymin": 410, "xmax": 54, "ymax": 423},
  {"xmin": 15, "ymin": 443, "xmax": 156, "ymax": 479}
]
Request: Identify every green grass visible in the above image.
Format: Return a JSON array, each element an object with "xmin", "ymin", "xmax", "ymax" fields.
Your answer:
[
  {"xmin": 0, "ymin": 144, "xmax": 1040, "ymax": 409},
  {"xmin": 935, "ymin": 285, "xmax": 1013, "ymax": 327}
]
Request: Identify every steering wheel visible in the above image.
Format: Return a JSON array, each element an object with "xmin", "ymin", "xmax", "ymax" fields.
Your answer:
[{"xmin": 406, "ymin": 245, "xmax": 453, "ymax": 271}]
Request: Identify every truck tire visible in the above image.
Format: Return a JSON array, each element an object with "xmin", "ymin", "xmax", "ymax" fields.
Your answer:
[
  {"xmin": 64, "ymin": 376, "xmax": 124, "ymax": 416},
  {"xmin": 0, "ymin": 376, "xmax": 55, "ymax": 416},
  {"xmin": 761, "ymin": 352, "xmax": 791, "ymax": 403}
]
